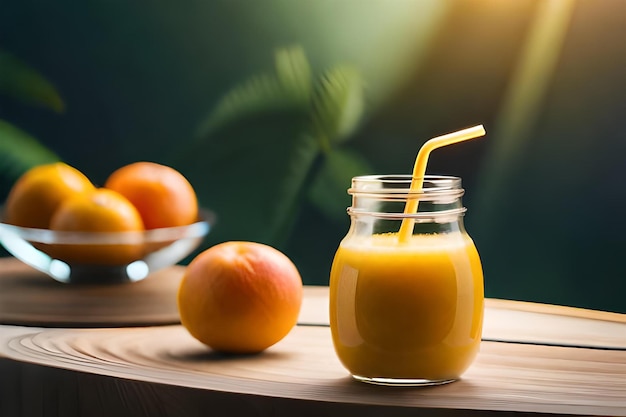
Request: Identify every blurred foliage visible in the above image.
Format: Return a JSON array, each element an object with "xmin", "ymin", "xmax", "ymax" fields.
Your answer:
[
  {"xmin": 0, "ymin": 49, "xmax": 61, "ymax": 187},
  {"xmin": 0, "ymin": 45, "xmax": 372, "ymax": 258},
  {"xmin": 179, "ymin": 46, "xmax": 372, "ymax": 250},
  {"xmin": 1, "ymin": 0, "xmax": 625, "ymax": 312},
  {"xmin": 0, "ymin": 50, "xmax": 64, "ymax": 112},
  {"xmin": 0, "ymin": 120, "xmax": 59, "ymax": 178}
]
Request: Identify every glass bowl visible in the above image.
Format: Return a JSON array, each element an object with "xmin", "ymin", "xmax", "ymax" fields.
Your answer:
[{"xmin": 0, "ymin": 208, "xmax": 214, "ymax": 284}]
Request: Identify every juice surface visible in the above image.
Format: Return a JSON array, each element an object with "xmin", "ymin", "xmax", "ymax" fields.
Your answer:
[{"xmin": 329, "ymin": 232, "xmax": 484, "ymax": 381}]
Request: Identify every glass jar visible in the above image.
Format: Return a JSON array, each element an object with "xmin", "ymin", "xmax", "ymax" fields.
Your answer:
[{"xmin": 329, "ymin": 175, "xmax": 484, "ymax": 386}]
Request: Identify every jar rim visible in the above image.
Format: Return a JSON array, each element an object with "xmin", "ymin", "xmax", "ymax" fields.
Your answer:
[
  {"xmin": 347, "ymin": 206, "xmax": 466, "ymax": 221},
  {"xmin": 349, "ymin": 175, "xmax": 463, "ymax": 197}
]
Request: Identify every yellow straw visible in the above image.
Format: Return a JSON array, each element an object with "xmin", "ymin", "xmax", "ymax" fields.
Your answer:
[{"xmin": 397, "ymin": 124, "xmax": 486, "ymax": 242}]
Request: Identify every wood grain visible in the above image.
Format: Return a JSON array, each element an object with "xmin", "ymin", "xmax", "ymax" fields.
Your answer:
[
  {"xmin": 4, "ymin": 259, "xmax": 625, "ymax": 351},
  {"xmin": 0, "ymin": 257, "xmax": 183, "ymax": 327},
  {"xmin": 1, "ymin": 257, "xmax": 626, "ymax": 416},
  {"xmin": 1, "ymin": 324, "xmax": 625, "ymax": 416}
]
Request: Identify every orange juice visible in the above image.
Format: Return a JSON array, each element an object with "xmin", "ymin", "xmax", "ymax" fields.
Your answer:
[{"xmin": 329, "ymin": 231, "xmax": 484, "ymax": 384}]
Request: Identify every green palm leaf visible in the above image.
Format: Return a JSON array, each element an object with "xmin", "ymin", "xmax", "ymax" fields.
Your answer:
[
  {"xmin": 308, "ymin": 147, "xmax": 373, "ymax": 223},
  {"xmin": 183, "ymin": 110, "xmax": 315, "ymax": 248},
  {"xmin": 0, "ymin": 119, "xmax": 60, "ymax": 179},
  {"xmin": 195, "ymin": 46, "xmax": 313, "ymax": 140},
  {"xmin": 0, "ymin": 50, "xmax": 64, "ymax": 113},
  {"xmin": 311, "ymin": 66, "xmax": 364, "ymax": 150},
  {"xmin": 184, "ymin": 46, "xmax": 369, "ymax": 249},
  {"xmin": 275, "ymin": 46, "xmax": 312, "ymax": 105}
]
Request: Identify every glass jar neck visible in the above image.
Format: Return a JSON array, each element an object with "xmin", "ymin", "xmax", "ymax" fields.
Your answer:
[{"xmin": 346, "ymin": 175, "xmax": 467, "ymax": 236}]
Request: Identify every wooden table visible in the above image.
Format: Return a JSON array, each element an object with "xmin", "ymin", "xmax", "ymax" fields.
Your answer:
[{"xmin": 1, "ymin": 258, "xmax": 625, "ymax": 417}]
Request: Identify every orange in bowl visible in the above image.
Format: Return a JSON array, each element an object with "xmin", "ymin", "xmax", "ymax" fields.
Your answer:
[
  {"xmin": 178, "ymin": 241, "xmax": 303, "ymax": 354},
  {"xmin": 3, "ymin": 162, "xmax": 95, "ymax": 229},
  {"xmin": 47, "ymin": 188, "xmax": 146, "ymax": 265},
  {"xmin": 104, "ymin": 161, "xmax": 199, "ymax": 229},
  {"xmin": 1, "ymin": 161, "xmax": 211, "ymax": 284}
]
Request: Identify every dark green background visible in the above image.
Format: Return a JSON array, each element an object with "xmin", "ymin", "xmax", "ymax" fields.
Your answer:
[{"xmin": 1, "ymin": 0, "xmax": 625, "ymax": 312}]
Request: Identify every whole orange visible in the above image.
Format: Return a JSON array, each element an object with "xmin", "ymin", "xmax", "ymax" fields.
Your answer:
[
  {"xmin": 177, "ymin": 241, "xmax": 303, "ymax": 354},
  {"xmin": 47, "ymin": 188, "xmax": 146, "ymax": 265},
  {"xmin": 3, "ymin": 162, "xmax": 95, "ymax": 228},
  {"xmin": 104, "ymin": 161, "xmax": 198, "ymax": 229}
]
